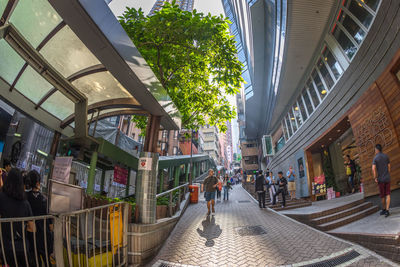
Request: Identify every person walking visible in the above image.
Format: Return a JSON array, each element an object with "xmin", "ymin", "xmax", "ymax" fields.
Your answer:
[
  {"xmin": 216, "ymin": 176, "xmax": 222, "ymax": 201},
  {"xmin": 0, "ymin": 168, "xmax": 36, "ymax": 266},
  {"xmin": 202, "ymin": 169, "xmax": 219, "ymax": 215},
  {"xmin": 266, "ymin": 171, "xmax": 275, "ymax": 204},
  {"xmin": 223, "ymin": 174, "xmax": 230, "ymax": 201},
  {"xmin": 372, "ymin": 144, "xmax": 391, "ymax": 217},
  {"xmin": 287, "ymin": 166, "xmax": 296, "ymax": 200},
  {"xmin": 273, "ymin": 171, "xmax": 288, "ymax": 208},
  {"xmin": 26, "ymin": 170, "xmax": 54, "ymax": 265},
  {"xmin": 255, "ymin": 170, "xmax": 266, "ymax": 208},
  {"xmin": 345, "ymin": 155, "xmax": 356, "ymax": 193}
]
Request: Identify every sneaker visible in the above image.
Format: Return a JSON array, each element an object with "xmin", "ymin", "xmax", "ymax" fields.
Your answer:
[
  {"xmin": 207, "ymin": 210, "xmax": 211, "ymax": 216},
  {"xmin": 212, "ymin": 208, "xmax": 215, "ymax": 214},
  {"xmin": 380, "ymin": 209, "xmax": 386, "ymax": 215},
  {"xmin": 385, "ymin": 210, "xmax": 390, "ymax": 217}
]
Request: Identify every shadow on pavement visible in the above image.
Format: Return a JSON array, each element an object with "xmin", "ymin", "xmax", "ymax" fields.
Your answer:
[{"xmin": 196, "ymin": 215, "xmax": 222, "ymax": 247}]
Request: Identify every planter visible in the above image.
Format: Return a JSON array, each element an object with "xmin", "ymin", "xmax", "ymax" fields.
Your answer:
[{"xmin": 156, "ymin": 205, "xmax": 168, "ymax": 220}]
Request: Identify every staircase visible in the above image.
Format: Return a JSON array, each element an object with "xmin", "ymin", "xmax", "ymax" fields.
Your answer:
[
  {"xmin": 285, "ymin": 198, "xmax": 379, "ymax": 231},
  {"xmin": 264, "ymin": 194, "xmax": 312, "ymax": 211}
]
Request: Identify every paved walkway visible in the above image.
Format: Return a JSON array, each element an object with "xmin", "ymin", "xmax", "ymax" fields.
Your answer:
[{"xmin": 150, "ymin": 185, "xmax": 398, "ymax": 267}]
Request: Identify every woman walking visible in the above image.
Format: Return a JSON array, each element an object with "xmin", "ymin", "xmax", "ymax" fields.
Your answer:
[{"xmin": 223, "ymin": 174, "xmax": 230, "ymax": 201}]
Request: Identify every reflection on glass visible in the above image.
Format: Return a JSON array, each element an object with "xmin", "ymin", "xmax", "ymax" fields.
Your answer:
[
  {"xmin": 282, "ymin": 122, "xmax": 288, "ymax": 140},
  {"xmin": 302, "ymin": 88, "xmax": 314, "ymax": 115},
  {"xmin": 293, "ymin": 105, "xmax": 302, "ymax": 127},
  {"xmin": 344, "ymin": 0, "xmax": 374, "ymax": 28},
  {"xmin": 288, "ymin": 109, "xmax": 297, "ymax": 132},
  {"xmin": 338, "ymin": 9, "xmax": 366, "ymax": 44},
  {"xmin": 317, "ymin": 58, "xmax": 334, "ymax": 89},
  {"xmin": 0, "ymin": 40, "xmax": 26, "ymax": 84},
  {"xmin": 323, "ymin": 46, "xmax": 343, "ymax": 79},
  {"xmin": 41, "ymin": 91, "xmax": 74, "ymax": 120},
  {"xmin": 298, "ymin": 98, "xmax": 308, "ymax": 122},
  {"xmin": 307, "ymin": 79, "xmax": 320, "ymax": 107},
  {"xmin": 332, "ymin": 25, "xmax": 357, "ymax": 59},
  {"xmin": 285, "ymin": 115, "xmax": 293, "ymax": 137},
  {"xmin": 9, "ymin": 0, "xmax": 62, "ymax": 48}
]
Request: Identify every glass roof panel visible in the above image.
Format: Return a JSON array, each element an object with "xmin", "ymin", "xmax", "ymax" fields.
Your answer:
[
  {"xmin": 72, "ymin": 71, "xmax": 134, "ymax": 106},
  {"xmin": 41, "ymin": 91, "xmax": 74, "ymax": 120},
  {"xmin": 0, "ymin": 0, "xmax": 8, "ymax": 18},
  {"xmin": 40, "ymin": 26, "xmax": 101, "ymax": 78},
  {"xmin": 9, "ymin": 0, "xmax": 62, "ymax": 48},
  {"xmin": 0, "ymin": 39, "xmax": 25, "ymax": 84},
  {"xmin": 15, "ymin": 66, "xmax": 53, "ymax": 104}
]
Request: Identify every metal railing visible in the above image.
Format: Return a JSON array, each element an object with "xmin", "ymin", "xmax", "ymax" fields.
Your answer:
[
  {"xmin": 156, "ymin": 183, "xmax": 189, "ymax": 218},
  {"xmin": 0, "ymin": 202, "xmax": 129, "ymax": 267}
]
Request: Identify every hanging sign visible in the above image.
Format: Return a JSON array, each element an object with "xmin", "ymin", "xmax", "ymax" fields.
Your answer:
[
  {"xmin": 114, "ymin": 165, "xmax": 128, "ymax": 185},
  {"xmin": 138, "ymin": 157, "xmax": 153, "ymax": 171},
  {"xmin": 52, "ymin": 156, "xmax": 73, "ymax": 184}
]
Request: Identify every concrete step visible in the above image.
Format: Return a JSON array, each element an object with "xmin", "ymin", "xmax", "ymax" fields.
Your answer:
[
  {"xmin": 267, "ymin": 200, "xmax": 310, "ymax": 209},
  {"xmin": 308, "ymin": 198, "xmax": 365, "ymax": 219},
  {"xmin": 317, "ymin": 206, "xmax": 379, "ymax": 231},
  {"xmin": 273, "ymin": 202, "xmax": 313, "ymax": 211},
  {"xmin": 311, "ymin": 202, "xmax": 373, "ymax": 226},
  {"xmin": 330, "ymin": 232, "xmax": 400, "ymax": 246}
]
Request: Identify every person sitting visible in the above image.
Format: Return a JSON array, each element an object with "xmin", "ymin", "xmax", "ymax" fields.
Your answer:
[
  {"xmin": 273, "ymin": 171, "xmax": 288, "ymax": 208},
  {"xmin": 0, "ymin": 168, "xmax": 36, "ymax": 266}
]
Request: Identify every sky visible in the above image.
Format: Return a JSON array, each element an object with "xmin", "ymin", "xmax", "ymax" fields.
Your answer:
[{"xmin": 109, "ymin": 0, "xmax": 239, "ymax": 152}]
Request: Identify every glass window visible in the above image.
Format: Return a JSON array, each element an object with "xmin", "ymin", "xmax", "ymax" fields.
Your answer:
[
  {"xmin": 288, "ymin": 109, "xmax": 297, "ymax": 132},
  {"xmin": 306, "ymin": 79, "xmax": 320, "ymax": 107},
  {"xmin": 285, "ymin": 115, "xmax": 293, "ymax": 137},
  {"xmin": 282, "ymin": 122, "xmax": 288, "ymax": 140},
  {"xmin": 0, "ymin": 0, "xmax": 7, "ymax": 21},
  {"xmin": 245, "ymin": 85, "xmax": 253, "ymax": 94},
  {"xmin": 0, "ymin": 40, "xmax": 26, "ymax": 84},
  {"xmin": 293, "ymin": 105, "xmax": 302, "ymax": 128},
  {"xmin": 338, "ymin": 9, "xmax": 366, "ymax": 44},
  {"xmin": 312, "ymin": 69, "xmax": 327, "ymax": 100},
  {"xmin": 332, "ymin": 25, "xmax": 357, "ymax": 59},
  {"xmin": 344, "ymin": 0, "xmax": 374, "ymax": 28},
  {"xmin": 322, "ymin": 46, "xmax": 343, "ymax": 79},
  {"xmin": 363, "ymin": 0, "xmax": 380, "ymax": 11},
  {"xmin": 9, "ymin": 0, "xmax": 62, "ymax": 48},
  {"xmin": 41, "ymin": 91, "xmax": 74, "ymax": 120},
  {"xmin": 317, "ymin": 58, "xmax": 335, "ymax": 89},
  {"xmin": 297, "ymin": 98, "xmax": 308, "ymax": 122},
  {"xmin": 302, "ymin": 88, "xmax": 314, "ymax": 115},
  {"xmin": 242, "ymin": 69, "xmax": 251, "ymax": 85},
  {"xmin": 245, "ymin": 90, "xmax": 254, "ymax": 100}
]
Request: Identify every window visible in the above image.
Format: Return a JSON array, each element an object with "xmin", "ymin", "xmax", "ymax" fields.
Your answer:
[
  {"xmin": 322, "ymin": 46, "xmax": 343, "ymax": 80},
  {"xmin": 306, "ymin": 79, "xmax": 320, "ymax": 108},
  {"xmin": 275, "ymin": 136, "xmax": 285, "ymax": 153},
  {"xmin": 246, "ymin": 143, "xmax": 256, "ymax": 148},
  {"xmin": 282, "ymin": 121, "xmax": 288, "ymax": 140},
  {"xmin": 293, "ymin": 104, "xmax": 303, "ymax": 127},
  {"xmin": 362, "ymin": 0, "xmax": 380, "ymax": 11},
  {"xmin": 285, "ymin": 115, "xmax": 293, "ymax": 137},
  {"xmin": 298, "ymin": 98, "xmax": 308, "ymax": 122},
  {"xmin": 338, "ymin": 9, "xmax": 366, "ymax": 44},
  {"xmin": 311, "ymin": 69, "xmax": 327, "ymax": 100},
  {"xmin": 174, "ymin": 130, "xmax": 178, "ymax": 139},
  {"xmin": 317, "ymin": 58, "xmax": 334, "ymax": 89},
  {"xmin": 162, "ymin": 130, "xmax": 168, "ymax": 139},
  {"xmin": 288, "ymin": 109, "xmax": 297, "ymax": 132},
  {"xmin": 302, "ymin": 88, "xmax": 314, "ymax": 115},
  {"xmin": 344, "ymin": 0, "xmax": 374, "ymax": 28},
  {"xmin": 132, "ymin": 133, "xmax": 135, "ymax": 140},
  {"xmin": 332, "ymin": 25, "xmax": 357, "ymax": 59},
  {"xmin": 138, "ymin": 136, "xmax": 143, "ymax": 143}
]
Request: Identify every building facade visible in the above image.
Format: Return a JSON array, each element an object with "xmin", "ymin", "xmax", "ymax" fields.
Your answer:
[
  {"xmin": 149, "ymin": 0, "xmax": 195, "ymax": 15},
  {"xmin": 199, "ymin": 126, "xmax": 220, "ymax": 164}
]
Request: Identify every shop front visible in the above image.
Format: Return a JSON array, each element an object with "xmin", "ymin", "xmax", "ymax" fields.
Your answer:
[{"xmin": 305, "ymin": 49, "xmax": 400, "ymax": 200}]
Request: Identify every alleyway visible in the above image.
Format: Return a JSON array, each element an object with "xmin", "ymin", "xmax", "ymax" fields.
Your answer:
[{"xmin": 151, "ymin": 185, "xmax": 397, "ymax": 267}]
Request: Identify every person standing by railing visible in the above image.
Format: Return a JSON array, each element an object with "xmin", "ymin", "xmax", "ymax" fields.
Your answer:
[
  {"xmin": 26, "ymin": 170, "xmax": 54, "ymax": 265},
  {"xmin": 0, "ymin": 168, "xmax": 36, "ymax": 266}
]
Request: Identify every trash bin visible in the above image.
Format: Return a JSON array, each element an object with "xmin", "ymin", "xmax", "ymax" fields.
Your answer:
[{"xmin": 189, "ymin": 184, "xmax": 199, "ymax": 203}]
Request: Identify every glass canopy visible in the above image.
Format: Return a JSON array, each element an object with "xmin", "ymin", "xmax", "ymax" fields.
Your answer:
[{"xmin": 0, "ymin": 0, "xmax": 145, "ymax": 131}]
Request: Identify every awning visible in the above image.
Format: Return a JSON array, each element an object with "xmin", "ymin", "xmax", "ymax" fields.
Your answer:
[{"xmin": 0, "ymin": 0, "xmax": 180, "ymax": 137}]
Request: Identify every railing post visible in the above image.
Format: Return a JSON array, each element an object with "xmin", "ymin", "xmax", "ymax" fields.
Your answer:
[
  {"xmin": 168, "ymin": 191, "xmax": 173, "ymax": 217},
  {"xmin": 177, "ymin": 189, "xmax": 181, "ymax": 211},
  {"xmin": 54, "ymin": 216, "xmax": 65, "ymax": 267},
  {"xmin": 123, "ymin": 203, "xmax": 129, "ymax": 265}
]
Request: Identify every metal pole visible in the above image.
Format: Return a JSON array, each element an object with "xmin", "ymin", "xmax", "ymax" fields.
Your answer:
[
  {"xmin": 189, "ymin": 129, "xmax": 193, "ymax": 185},
  {"xmin": 86, "ymin": 151, "xmax": 98, "ymax": 194}
]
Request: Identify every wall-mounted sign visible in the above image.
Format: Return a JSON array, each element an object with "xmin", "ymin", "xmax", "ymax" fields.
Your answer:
[
  {"xmin": 114, "ymin": 165, "xmax": 128, "ymax": 185},
  {"xmin": 52, "ymin": 156, "xmax": 73, "ymax": 184},
  {"xmin": 138, "ymin": 157, "xmax": 153, "ymax": 171}
]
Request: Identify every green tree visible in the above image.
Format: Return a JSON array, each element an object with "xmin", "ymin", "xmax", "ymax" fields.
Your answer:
[{"xmin": 119, "ymin": 2, "xmax": 243, "ymax": 134}]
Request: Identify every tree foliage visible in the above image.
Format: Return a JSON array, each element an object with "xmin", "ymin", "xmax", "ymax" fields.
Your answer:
[{"xmin": 119, "ymin": 2, "xmax": 243, "ymax": 133}]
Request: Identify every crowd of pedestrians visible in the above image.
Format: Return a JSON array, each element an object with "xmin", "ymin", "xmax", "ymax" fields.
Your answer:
[
  {"xmin": 255, "ymin": 169, "xmax": 290, "ymax": 209},
  {"xmin": 0, "ymin": 163, "xmax": 53, "ymax": 266}
]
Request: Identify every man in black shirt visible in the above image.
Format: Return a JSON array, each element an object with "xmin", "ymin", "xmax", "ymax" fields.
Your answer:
[
  {"xmin": 202, "ymin": 169, "xmax": 219, "ymax": 215},
  {"xmin": 273, "ymin": 171, "xmax": 287, "ymax": 207},
  {"xmin": 255, "ymin": 170, "xmax": 266, "ymax": 208}
]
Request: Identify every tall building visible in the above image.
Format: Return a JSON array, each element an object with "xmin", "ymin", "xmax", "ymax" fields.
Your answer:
[
  {"xmin": 149, "ymin": 0, "xmax": 195, "ymax": 15},
  {"xmin": 199, "ymin": 126, "xmax": 220, "ymax": 164}
]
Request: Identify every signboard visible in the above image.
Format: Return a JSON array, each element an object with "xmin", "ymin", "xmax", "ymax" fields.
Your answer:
[
  {"xmin": 138, "ymin": 157, "xmax": 153, "ymax": 171},
  {"xmin": 52, "ymin": 156, "xmax": 73, "ymax": 183},
  {"xmin": 313, "ymin": 174, "xmax": 326, "ymax": 195},
  {"xmin": 262, "ymin": 135, "xmax": 274, "ymax": 157},
  {"xmin": 297, "ymin": 157, "xmax": 305, "ymax": 178},
  {"xmin": 114, "ymin": 165, "xmax": 128, "ymax": 185}
]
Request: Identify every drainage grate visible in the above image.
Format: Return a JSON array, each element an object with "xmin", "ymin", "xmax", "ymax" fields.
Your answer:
[
  {"xmin": 235, "ymin": 225, "xmax": 267, "ymax": 236},
  {"xmin": 300, "ymin": 250, "xmax": 360, "ymax": 267},
  {"xmin": 154, "ymin": 260, "xmax": 200, "ymax": 267},
  {"xmin": 237, "ymin": 200, "xmax": 251, "ymax": 203}
]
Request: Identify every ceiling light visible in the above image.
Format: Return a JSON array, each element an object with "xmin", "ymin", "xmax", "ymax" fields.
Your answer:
[
  {"xmin": 291, "ymin": 117, "xmax": 295, "ymax": 120},
  {"xmin": 337, "ymin": 129, "xmax": 341, "ymax": 132},
  {"xmin": 321, "ymin": 89, "xmax": 327, "ymax": 95},
  {"xmin": 294, "ymin": 107, "xmax": 299, "ymax": 111}
]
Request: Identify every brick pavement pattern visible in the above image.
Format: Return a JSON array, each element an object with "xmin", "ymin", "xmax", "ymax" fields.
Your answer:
[{"xmin": 150, "ymin": 185, "xmax": 396, "ymax": 267}]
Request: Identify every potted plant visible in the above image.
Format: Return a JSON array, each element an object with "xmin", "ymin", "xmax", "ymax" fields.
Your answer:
[{"xmin": 156, "ymin": 196, "xmax": 169, "ymax": 219}]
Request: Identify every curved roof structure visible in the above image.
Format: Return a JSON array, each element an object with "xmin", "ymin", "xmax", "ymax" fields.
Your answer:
[{"xmin": 0, "ymin": 0, "xmax": 180, "ymax": 137}]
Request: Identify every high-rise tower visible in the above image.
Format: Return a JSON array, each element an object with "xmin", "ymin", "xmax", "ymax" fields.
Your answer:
[{"xmin": 149, "ymin": 0, "xmax": 195, "ymax": 15}]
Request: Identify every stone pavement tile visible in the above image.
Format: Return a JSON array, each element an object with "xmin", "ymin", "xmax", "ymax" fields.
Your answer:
[
  {"xmin": 349, "ymin": 256, "xmax": 394, "ymax": 267},
  {"xmin": 149, "ymin": 185, "xmax": 396, "ymax": 267}
]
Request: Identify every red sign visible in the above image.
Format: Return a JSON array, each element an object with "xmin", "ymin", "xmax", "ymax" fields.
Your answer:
[{"xmin": 114, "ymin": 166, "xmax": 128, "ymax": 185}]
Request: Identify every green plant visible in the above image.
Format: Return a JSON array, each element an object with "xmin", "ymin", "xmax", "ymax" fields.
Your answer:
[
  {"xmin": 119, "ymin": 2, "xmax": 243, "ymax": 133},
  {"xmin": 157, "ymin": 196, "xmax": 170, "ymax": 206},
  {"xmin": 322, "ymin": 150, "xmax": 338, "ymax": 191}
]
